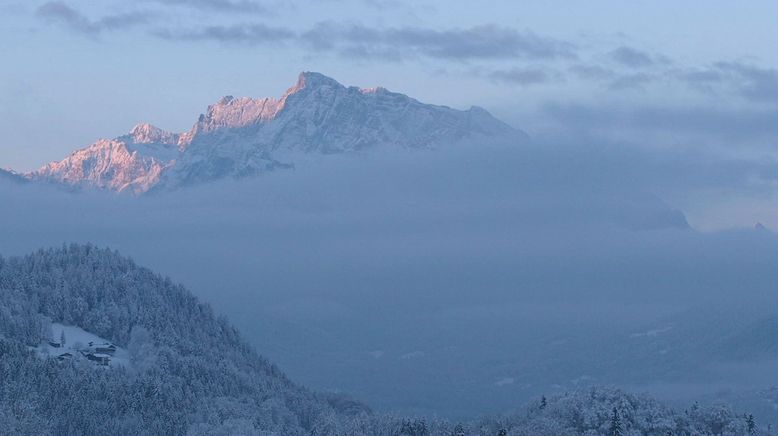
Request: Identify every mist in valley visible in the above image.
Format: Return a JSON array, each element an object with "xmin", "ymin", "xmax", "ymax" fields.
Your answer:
[{"xmin": 4, "ymin": 138, "xmax": 778, "ymax": 420}]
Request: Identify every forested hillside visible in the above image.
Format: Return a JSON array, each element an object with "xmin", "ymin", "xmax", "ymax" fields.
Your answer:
[
  {"xmin": 0, "ymin": 245, "xmax": 766, "ymax": 435},
  {"xmin": 0, "ymin": 244, "xmax": 363, "ymax": 435}
]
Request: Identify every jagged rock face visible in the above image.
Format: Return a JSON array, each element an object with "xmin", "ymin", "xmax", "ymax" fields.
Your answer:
[
  {"xmin": 30, "ymin": 125, "xmax": 179, "ymax": 194},
  {"xmin": 123, "ymin": 123, "xmax": 180, "ymax": 147},
  {"xmin": 27, "ymin": 72, "xmax": 525, "ymax": 193}
]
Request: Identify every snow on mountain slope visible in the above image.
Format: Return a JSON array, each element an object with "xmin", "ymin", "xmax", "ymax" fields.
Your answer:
[
  {"xmin": 122, "ymin": 122, "xmax": 181, "ymax": 148},
  {"xmin": 28, "ymin": 123, "xmax": 179, "ymax": 194},
  {"xmin": 25, "ymin": 72, "xmax": 525, "ymax": 193},
  {"xmin": 168, "ymin": 72, "xmax": 523, "ymax": 188},
  {"xmin": 36, "ymin": 323, "xmax": 131, "ymax": 368}
]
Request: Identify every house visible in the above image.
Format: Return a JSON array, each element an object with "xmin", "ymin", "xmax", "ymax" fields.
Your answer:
[
  {"xmin": 95, "ymin": 344, "xmax": 117, "ymax": 355},
  {"xmin": 88, "ymin": 341, "xmax": 117, "ymax": 354},
  {"xmin": 56, "ymin": 352, "xmax": 73, "ymax": 361},
  {"xmin": 85, "ymin": 353, "xmax": 111, "ymax": 366}
]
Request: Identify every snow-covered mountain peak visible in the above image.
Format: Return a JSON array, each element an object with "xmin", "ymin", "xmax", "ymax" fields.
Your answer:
[
  {"xmin": 28, "ymin": 125, "xmax": 180, "ymax": 194},
  {"xmin": 288, "ymin": 71, "xmax": 344, "ymax": 95},
  {"xmin": 184, "ymin": 72, "xmax": 346, "ymax": 139},
  {"xmin": 125, "ymin": 123, "xmax": 179, "ymax": 145},
  {"xmin": 180, "ymin": 95, "xmax": 283, "ymax": 144},
  {"xmin": 23, "ymin": 72, "xmax": 527, "ymax": 193}
]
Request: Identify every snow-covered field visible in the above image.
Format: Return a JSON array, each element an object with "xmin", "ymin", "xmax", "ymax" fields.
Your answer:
[{"xmin": 35, "ymin": 323, "xmax": 131, "ymax": 368}]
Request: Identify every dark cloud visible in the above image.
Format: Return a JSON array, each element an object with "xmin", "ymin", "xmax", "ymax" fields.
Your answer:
[
  {"xmin": 144, "ymin": 0, "xmax": 266, "ymax": 14},
  {"xmin": 33, "ymin": 0, "xmax": 778, "ymax": 113},
  {"xmin": 714, "ymin": 61, "xmax": 778, "ymax": 104},
  {"xmin": 677, "ymin": 68, "xmax": 723, "ymax": 90},
  {"xmin": 608, "ymin": 72, "xmax": 656, "ymax": 90},
  {"xmin": 672, "ymin": 62, "xmax": 778, "ymax": 103},
  {"xmin": 542, "ymin": 101, "xmax": 778, "ymax": 152},
  {"xmin": 154, "ymin": 23, "xmax": 295, "ymax": 43},
  {"xmin": 488, "ymin": 68, "xmax": 553, "ymax": 86},
  {"xmin": 361, "ymin": 0, "xmax": 420, "ymax": 11},
  {"xmin": 609, "ymin": 46, "xmax": 657, "ymax": 68},
  {"xmin": 35, "ymin": 3, "xmax": 576, "ymax": 62},
  {"xmin": 569, "ymin": 64, "xmax": 658, "ymax": 90},
  {"xmin": 569, "ymin": 64, "xmax": 617, "ymax": 81},
  {"xmin": 36, "ymin": 1, "xmax": 151, "ymax": 36},
  {"xmin": 153, "ymin": 21, "xmax": 577, "ymax": 62},
  {"xmin": 300, "ymin": 22, "xmax": 577, "ymax": 61},
  {"xmin": 681, "ymin": 69, "xmax": 724, "ymax": 84}
]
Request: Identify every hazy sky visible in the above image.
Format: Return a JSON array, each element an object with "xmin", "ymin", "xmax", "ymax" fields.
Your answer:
[{"xmin": 3, "ymin": 0, "xmax": 778, "ymax": 174}]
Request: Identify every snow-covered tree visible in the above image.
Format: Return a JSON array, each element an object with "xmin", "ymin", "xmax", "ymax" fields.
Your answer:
[
  {"xmin": 609, "ymin": 407, "xmax": 623, "ymax": 436},
  {"xmin": 0, "ymin": 245, "xmax": 770, "ymax": 435}
]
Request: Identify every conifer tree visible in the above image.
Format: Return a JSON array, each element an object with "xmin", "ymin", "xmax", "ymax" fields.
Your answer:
[
  {"xmin": 747, "ymin": 413, "xmax": 756, "ymax": 435},
  {"xmin": 610, "ymin": 407, "xmax": 623, "ymax": 436}
]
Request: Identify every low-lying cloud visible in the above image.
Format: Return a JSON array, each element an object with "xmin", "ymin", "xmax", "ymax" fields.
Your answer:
[
  {"xmin": 2, "ymin": 140, "xmax": 778, "ymax": 415},
  {"xmin": 541, "ymin": 100, "xmax": 778, "ymax": 152}
]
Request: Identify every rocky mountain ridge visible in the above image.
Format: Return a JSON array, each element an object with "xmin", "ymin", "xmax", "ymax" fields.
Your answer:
[{"xmin": 25, "ymin": 72, "xmax": 525, "ymax": 194}]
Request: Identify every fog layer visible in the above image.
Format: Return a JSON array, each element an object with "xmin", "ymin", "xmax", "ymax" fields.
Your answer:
[{"xmin": 2, "ymin": 140, "xmax": 778, "ymax": 417}]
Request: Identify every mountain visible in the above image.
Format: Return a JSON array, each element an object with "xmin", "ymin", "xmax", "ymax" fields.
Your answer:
[
  {"xmin": 0, "ymin": 244, "xmax": 367, "ymax": 435},
  {"xmin": 29, "ymin": 123, "xmax": 179, "ymax": 194},
  {"xmin": 25, "ymin": 72, "xmax": 525, "ymax": 194},
  {"xmin": 0, "ymin": 168, "xmax": 27, "ymax": 185},
  {"xmin": 163, "ymin": 72, "xmax": 523, "ymax": 188}
]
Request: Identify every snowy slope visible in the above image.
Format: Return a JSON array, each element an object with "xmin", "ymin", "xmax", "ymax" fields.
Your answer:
[
  {"xmin": 163, "ymin": 72, "xmax": 523, "ymax": 188},
  {"xmin": 36, "ymin": 323, "xmax": 131, "ymax": 368},
  {"xmin": 25, "ymin": 72, "xmax": 525, "ymax": 193},
  {"xmin": 29, "ymin": 123, "xmax": 179, "ymax": 194},
  {"xmin": 0, "ymin": 244, "xmax": 367, "ymax": 434}
]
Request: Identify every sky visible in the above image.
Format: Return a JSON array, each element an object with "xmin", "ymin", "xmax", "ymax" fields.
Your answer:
[{"xmin": 3, "ymin": 0, "xmax": 778, "ymax": 228}]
